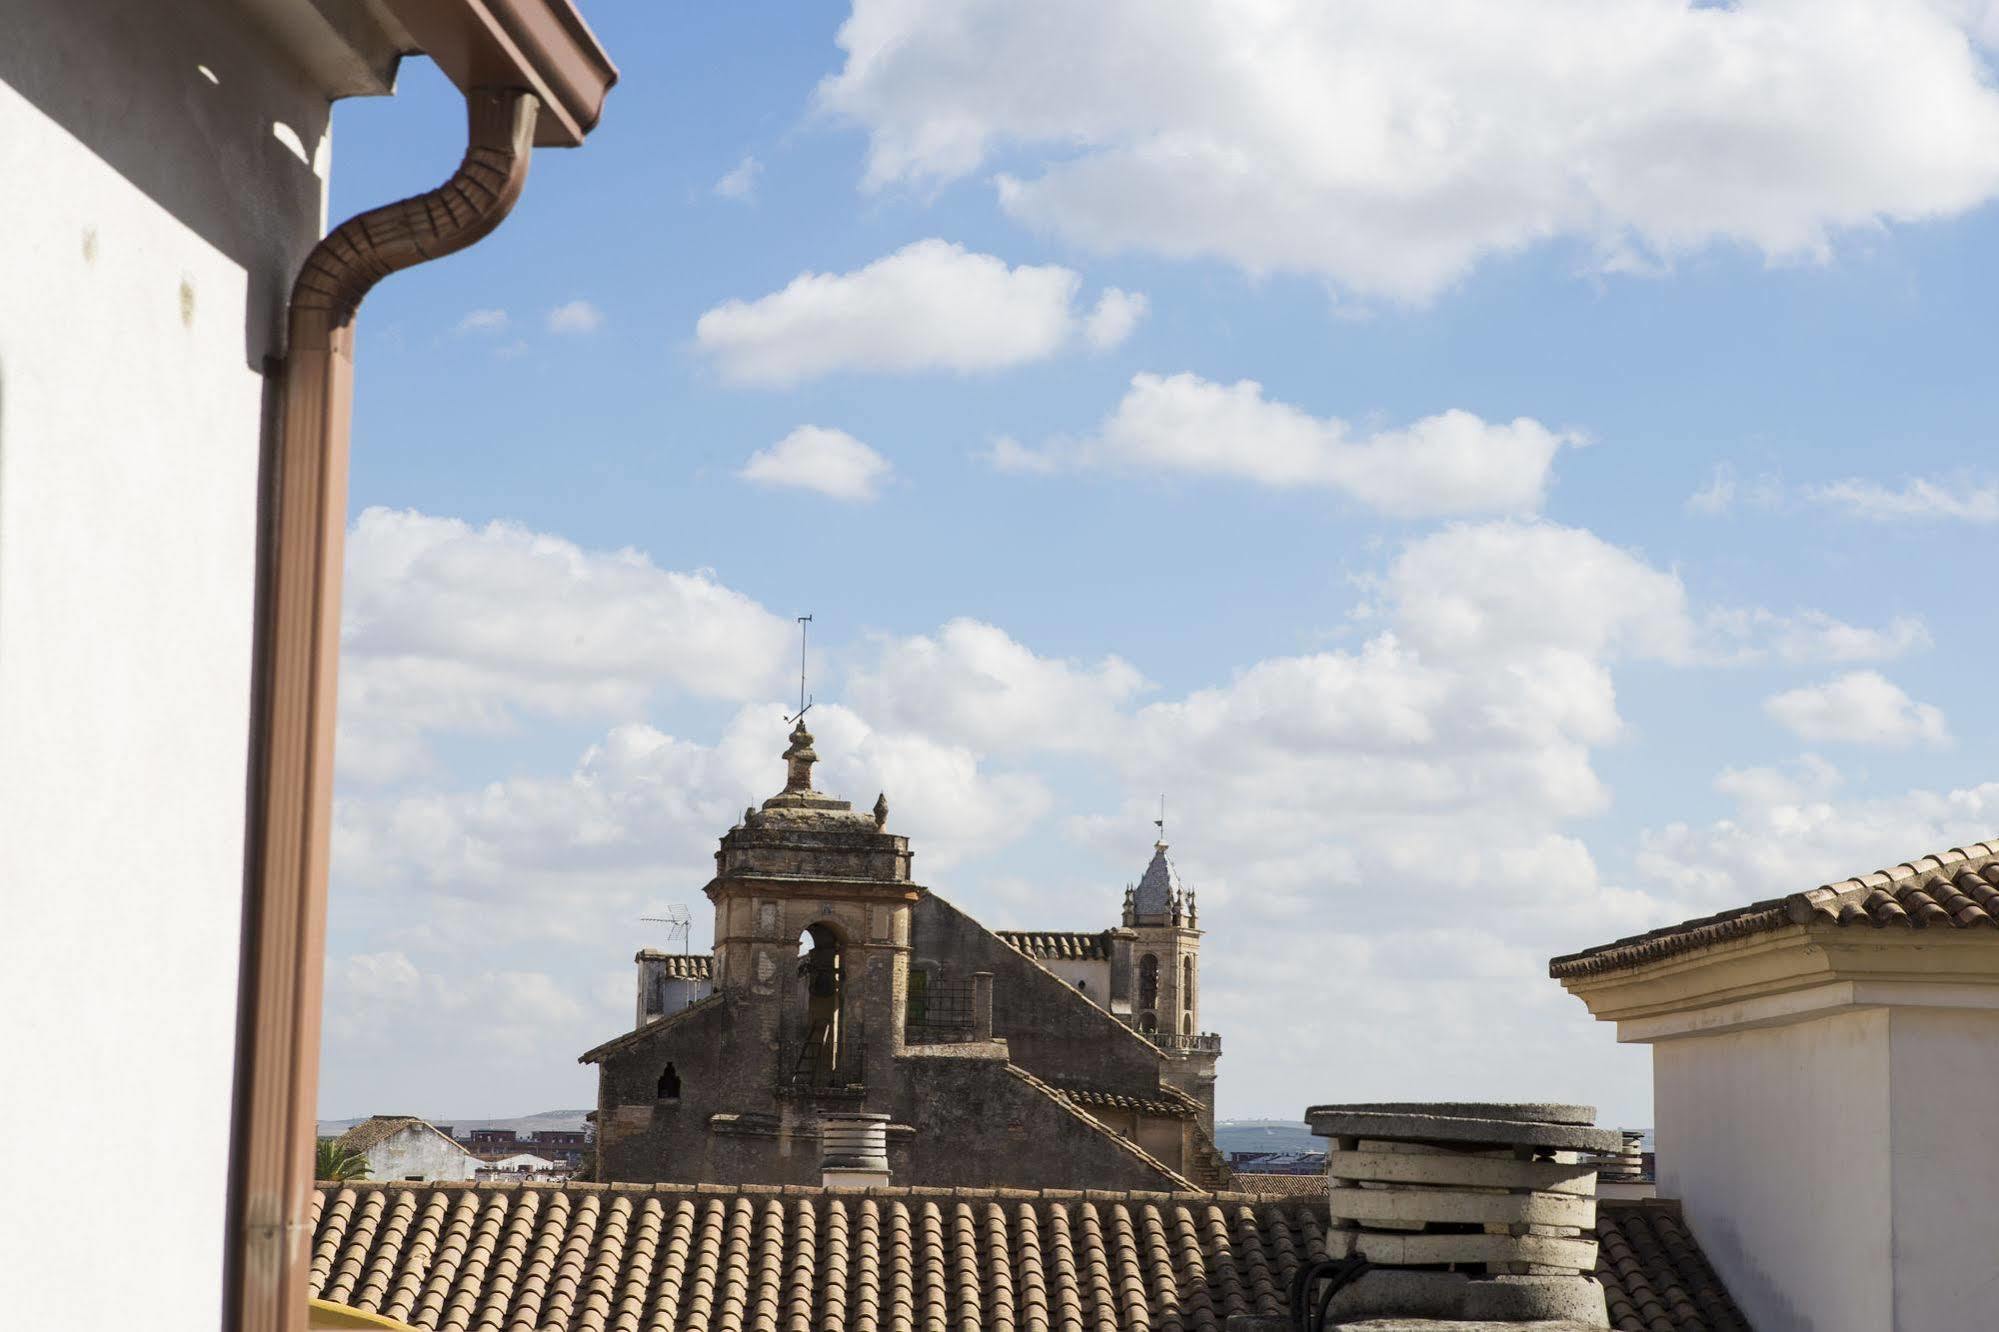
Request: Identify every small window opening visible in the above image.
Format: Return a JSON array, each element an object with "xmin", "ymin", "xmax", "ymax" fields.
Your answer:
[{"xmin": 657, "ymin": 1061, "xmax": 681, "ymax": 1100}]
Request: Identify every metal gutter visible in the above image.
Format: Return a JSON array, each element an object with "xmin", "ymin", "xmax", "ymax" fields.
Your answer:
[{"xmin": 231, "ymin": 88, "xmax": 539, "ymax": 1332}]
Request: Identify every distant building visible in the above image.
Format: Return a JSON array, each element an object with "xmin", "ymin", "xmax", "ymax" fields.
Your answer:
[
  {"xmin": 475, "ymin": 1153, "xmax": 569, "ymax": 1183},
  {"xmin": 1228, "ymin": 1149, "xmax": 1327, "ymax": 1175},
  {"xmin": 582, "ymin": 720, "xmax": 1229, "ymax": 1191},
  {"xmin": 454, "ymin": 1126, "xmax": 589, "ymax": 1169},
  {"xmin": 489, "ymin": 1153, "xmax": 558, "ymax": 1172},
  {"xmin": 332, "ymin": 1117, "xmax": 478, "ymax": 1184}
]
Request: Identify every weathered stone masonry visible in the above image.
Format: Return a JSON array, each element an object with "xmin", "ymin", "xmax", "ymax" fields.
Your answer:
[{"xmin": 580, "ymin": 721, "xmax": 1227, "ymax": 1191}]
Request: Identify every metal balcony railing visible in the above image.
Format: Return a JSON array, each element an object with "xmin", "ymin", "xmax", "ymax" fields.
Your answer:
[
  {"xmin": 1146, "ymin": 1030, "xmax": 1223, "ymax": 1054},
  {"xmin": 904, "ymin": 978, "xmax": 977, "ymax": 1045}
]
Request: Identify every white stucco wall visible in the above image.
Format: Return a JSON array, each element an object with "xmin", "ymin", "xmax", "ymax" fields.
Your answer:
[
  {"xmin": 1653, "ymin": 1009, "xmax": 1892, "ymax": 1332},
  {"xmin": 1038, "ymin": 957, "xmax": 1111, "ymax": 1007},
  {"xmin": 1886, "ymin": 1006, "xmax": 1999, "ymax": 1332},
  {"xmin": 0, "ymin": 1, "xmax": 330, "ymax": 1326},
  {"xmin": 367, "ymin": 1127, "xmax": 480, "ymax": 1182}
]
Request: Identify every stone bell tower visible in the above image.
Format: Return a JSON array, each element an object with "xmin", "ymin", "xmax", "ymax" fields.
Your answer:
[
  {"xmin": 706, "ymin": 719, "xmax": 922, "ymax": 1094},
  {"xmin": 1121, "ymin": 838, "xmax": 1202, "ymax": 1037},
  {"xmin": 1114, "ymin": 835, "xmax": 1218, "ymax": 1118}
]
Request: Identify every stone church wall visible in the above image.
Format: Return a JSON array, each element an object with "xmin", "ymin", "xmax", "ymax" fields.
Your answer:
[
  {"xmin": 889, "ymin": 1053, "xmax": 1183, "ymax": 1191},
  {"xmin": 911, "ymin": 893, "xmax": 1167, "ymax": 1098}
]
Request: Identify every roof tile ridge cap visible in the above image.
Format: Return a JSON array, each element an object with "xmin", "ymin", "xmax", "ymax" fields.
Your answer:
[{"xmin": 1785, "ymin": 885, "xmax": 1846, "ymax": 924}]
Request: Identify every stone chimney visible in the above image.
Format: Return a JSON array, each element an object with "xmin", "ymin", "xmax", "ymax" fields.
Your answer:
[
  {"xmin": 819, "ymin": 1112, "xmax": 890, "ymax": 1189},
  {"xmin": 1304, "ymin": 1101, "xmax": 1615, "ymax": 1326}
]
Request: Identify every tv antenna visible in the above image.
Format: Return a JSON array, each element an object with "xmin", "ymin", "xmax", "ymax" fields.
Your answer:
[
  {"xmin": 640, "ymin": 905, "xmax": 692, "ymax": 954},
  {"xmin": 786, "ymin": 614, "xmax": 814, "ymax": 724}
]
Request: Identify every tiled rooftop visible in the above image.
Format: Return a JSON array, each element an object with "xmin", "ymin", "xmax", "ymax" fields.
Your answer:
[
  {"xmin": 1596, "ymin": 1200, "xmax": 1751, "ymax": 1332},
  {"xmin": 306, "ymin": 1183, "xmax": 1743, "ymax": 1331},
  {"xmin": 635, "ymin": 951, "xmax": 715, "ymax": 979},
  {"xmin": 334, "ymin": 1116, "xmax": 462, "ymax": 1157},
  {"xmin": 1551, "ymin": 840, "xmax": 1999, "ymax": 979},
  {"xmin": 995, "ymin": 930, "xmax": 1112, "ymax": 962},
  {"xmin": 309, "ymin": 1181, "xmax": 1325, "ymax": 1330},
  {"xmin": 1055, "ymin": 1085, "xmax": 1197, "ymax": 1118}
]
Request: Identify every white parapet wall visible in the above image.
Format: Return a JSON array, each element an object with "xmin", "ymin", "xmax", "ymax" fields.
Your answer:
[
  {"xmin": 0, "ymin": 1, "xmax": 358, "ymax": 1328},
  {"xmin": 1561, "ymin": 909, "xmax": 1999, "ymax": 1332}
]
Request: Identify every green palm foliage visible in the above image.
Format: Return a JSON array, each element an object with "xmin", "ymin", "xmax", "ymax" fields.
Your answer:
[{"xmin": 317, "ymin": 1138, "xmax": 371, "ymax": 1182}]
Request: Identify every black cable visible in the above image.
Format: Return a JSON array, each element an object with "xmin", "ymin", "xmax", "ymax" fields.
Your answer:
[{"xmin": 1290, "ymin": 1253, "xmax": 1372, "ymax": 1331}]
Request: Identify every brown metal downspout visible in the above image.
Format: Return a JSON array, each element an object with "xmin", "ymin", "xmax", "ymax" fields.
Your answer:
[{"xmin": 231, "ymin": 88, "xmax": 538, "ymax": 1332}]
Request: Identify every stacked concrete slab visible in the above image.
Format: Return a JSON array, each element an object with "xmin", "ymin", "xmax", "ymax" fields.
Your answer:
[
  {"xmin": 1585, "ymin": 1129, "xmax": 1645, "ymax": 1183},
  {"xmin": 1305, "ymin": 1102, "xmax": 1617, "ymax": 1326}
]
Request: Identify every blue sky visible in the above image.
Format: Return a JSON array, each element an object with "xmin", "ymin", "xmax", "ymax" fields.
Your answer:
[{"xmin": 320, "ymin": 0, "xmax": 1999, "ymax": 1127}]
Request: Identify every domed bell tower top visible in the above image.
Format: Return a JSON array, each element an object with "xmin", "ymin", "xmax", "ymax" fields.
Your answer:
[{"xmin": 705, "ymin": 721, "xmax": 923, "ymax": 1020}]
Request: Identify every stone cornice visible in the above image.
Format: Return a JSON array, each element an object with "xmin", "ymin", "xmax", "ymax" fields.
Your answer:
[{"xmin": 1561, "ymin": 920, "xmax": 1999, "ymax": 1041}]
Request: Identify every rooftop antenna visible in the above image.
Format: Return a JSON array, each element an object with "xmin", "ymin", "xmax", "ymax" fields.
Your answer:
[
  {"xmin": 640, "ymin": 905, "xmax": 692, "ymax": 955},
  {"xmin": 786, "ymin": 614, "xmax": 814, "ymax": 725},
  {"xmin": 1155, "ymin": 794, "xmax": 1166, "ymax": 844}
]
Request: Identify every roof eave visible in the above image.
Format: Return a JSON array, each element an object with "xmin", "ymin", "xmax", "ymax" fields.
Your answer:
[{"xmin": 385, "ymin": 0, "xmax": 617, "ymax": 147}]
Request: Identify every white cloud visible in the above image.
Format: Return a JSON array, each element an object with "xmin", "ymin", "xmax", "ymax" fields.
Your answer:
[
  {"xmin": 983, "ymin": 435, "xmax": 1061, "ymax": 476},
  {"xmin": 849, "ymin": 618, "xmax": 1148, "ymax": 752},
  {"xmin": 694, "ymin": 239, "xmax": 1139, "ymax": 385},
  {"xmin": 324, "ymin": 504, "xmax": 1962, "ymax": 1122},
  {"xmin": 714, "ymin": 154, "xmax": 763, "ymax": 200},
  {"xmin": 547, "ymin": 300, "xmax": 604, "ymax": 334},
  {"xmin": 1808, "ymin": 475, "xmax": 1999, "ymax": 522},
  {"xmin": 820, "ymin": 0, "xmax": 1999, "ymax": 301},
  {"xmin": 1636, "ymin": 755, "xmax": 1999, "ymax": 914},
  {"xmin": 739, "ymin": 426, "xmax": 894, "ymax": 502},
  {"xmin": 1383, "ymin": 520, "xmax": 1694, "ymax": 663},
  {"xmin": 1688, "ymin": 464, "xmax": 1786, "ymax": 516},
  {"xmin": 320, "ymin": 949, "xmax": 612, "ymax": 1115},
  {"xmin": 1082, "ymin": 288, "xmax": 1147, "ymax": 349},
  {"xmin": 337, "ymin": 508, "xmax": 793, "ymax": 782},
  {"xmin": 335, "ymin": 704, "xmax": 1052, "ymax": 917},
  {"xmin": 1765, "ymin": 670, "xmax": 1951, "ymax": 746},
  {"xmin": 1000, "ymin": 373, "xmax": 1578, "ymax": 515},
  {"xmin": 1702, "ymin": 608, "xmax": 1930, "ymax": 664},
  {"xmin": 456, "ymin": 308, "xmax": 509, "ymax": 334}
]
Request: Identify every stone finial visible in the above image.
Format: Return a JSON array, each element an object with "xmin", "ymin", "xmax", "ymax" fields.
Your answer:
[
  {"xmin": 872, "ymin": 792, "xmax": 889, "ymax": 829},
  {"xmin": 742, "ymin": 805, "xmax": 755, "ymax": 827},
  {"xmin": 782, "ymin": 719, "xmax": 818, "ymax": 793},
  {"xmin": 1188, "ymin": 888, "xmax": 1198, "ymax": 927}
]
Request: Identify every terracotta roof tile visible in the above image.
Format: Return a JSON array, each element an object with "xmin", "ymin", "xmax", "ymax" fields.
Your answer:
[
  {"xmin": 309, "ymin": 1185, "xmax": 1743, "ymax": 1332},
  {"xmin": 332, "ymin": 1115, "xmax": 469, "ymax": 1160},
  {"xmin": 996, "ymin": 931, "xmax": 1113, "ymax": 962},
  {"xmin": 1551, "ymin": 839, "xmax": 1999, "ymax": 978},
  {"xmin": 310, "ymin": 1183, "xmax": 1326, "ymax": 1330},
  {"xmin": 1596, "ymin": 1201, "xmax": 1750, "ymax": 1332},
  {"xmin": 1052, "ymin": 1087, "xmax": 1194, "ymax": 1119},
  {"xmin": 635, "ymin": 951, "xmax": 716, "ymax": 978}
]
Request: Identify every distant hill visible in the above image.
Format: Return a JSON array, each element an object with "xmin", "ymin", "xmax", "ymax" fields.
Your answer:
[
  {"xmin": 319, "ymin": 1108, "xmax": 591, "ymax": 1139},
  {"xmin": 1214, "ymin": 1119, "xmax": 1319, "ymax": 1155}
]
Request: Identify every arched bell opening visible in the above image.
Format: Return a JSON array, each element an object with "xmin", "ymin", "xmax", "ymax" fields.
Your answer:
[{"xmin": 797, "ymin": 922, "xmax": 845, "ymax": 1079}]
